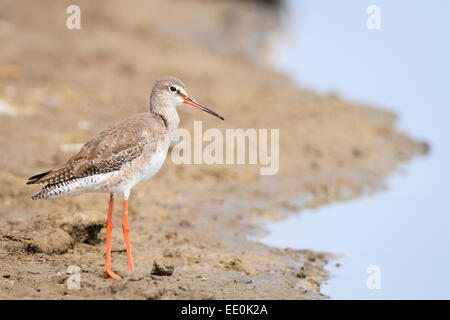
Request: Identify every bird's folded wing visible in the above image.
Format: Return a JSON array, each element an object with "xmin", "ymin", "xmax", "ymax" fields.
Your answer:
[{"xmin": 28, "ymin": 114, "xmax": 164, "ymax": 185}]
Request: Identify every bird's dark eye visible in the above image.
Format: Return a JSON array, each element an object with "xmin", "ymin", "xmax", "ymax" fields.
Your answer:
[{"xmin": 169, "ymin": 86, "xmax": 177, "ymax": 92}]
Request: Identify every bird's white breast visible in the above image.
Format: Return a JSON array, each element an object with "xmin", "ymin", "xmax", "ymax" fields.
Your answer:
[
  {"xmin": 107, "ymin": 141, "xmax": 170, "ymax": 194},
  {"xmin": 140, "ymin": 145, "xmax": 169, "ymax": 182}
]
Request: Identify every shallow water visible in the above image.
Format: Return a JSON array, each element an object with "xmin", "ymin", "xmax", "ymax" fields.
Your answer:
[{"xmin": 263, "ymin": 0, "xmax": 450, "ymax": 299}]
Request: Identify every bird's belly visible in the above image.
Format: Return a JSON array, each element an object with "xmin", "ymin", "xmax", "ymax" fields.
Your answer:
[
  {"xmin": 106, "ymin": 145, "xmax": 169, "ymax": 193},
  {"xmin": 139, "ymin": 148, "xmax": 168, "ymax": 182}
]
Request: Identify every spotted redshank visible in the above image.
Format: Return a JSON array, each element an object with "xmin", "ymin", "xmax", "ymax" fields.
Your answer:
[{"xmin": 27, "ymin": 76, "xmax": 224, "ymax": 279}]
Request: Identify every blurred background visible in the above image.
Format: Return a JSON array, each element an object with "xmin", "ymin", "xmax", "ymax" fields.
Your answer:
[
  {"xmin": 0, "ymin": 0, "xmax": 447, "ymax": 299},
  {"xmin": 264, "ymin": 0, "xmax": 450, "ymax": 299}
]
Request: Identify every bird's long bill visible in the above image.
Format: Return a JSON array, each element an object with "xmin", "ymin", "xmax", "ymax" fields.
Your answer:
[{"xmin": 183, "ymin": 97, "xmax": 224, "ymax": 120}]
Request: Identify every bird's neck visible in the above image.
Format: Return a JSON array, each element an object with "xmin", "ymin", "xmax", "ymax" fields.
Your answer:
[{"xmin": 150, "ymin": 104, "xmax": 180, "ymax": 132}]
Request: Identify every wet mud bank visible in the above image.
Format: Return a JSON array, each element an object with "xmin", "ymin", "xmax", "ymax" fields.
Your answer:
[{"xmin": 0, "ymin": 0, "xmax": 424, "ymax": 299}]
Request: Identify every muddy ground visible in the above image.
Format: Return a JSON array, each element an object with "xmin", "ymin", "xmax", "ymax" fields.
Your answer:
[{"xmin": 0, "ymin": 0, "xmax": 425, "ymax": 299}]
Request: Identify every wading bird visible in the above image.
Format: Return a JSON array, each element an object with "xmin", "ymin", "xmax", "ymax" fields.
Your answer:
[{"xmin": 27, "ymin": 76, "xmax": 224, "ymax": 279}]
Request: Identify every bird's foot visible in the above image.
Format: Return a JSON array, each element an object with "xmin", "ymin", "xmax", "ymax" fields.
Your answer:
[{"xmin": 104, "ymin": 268, "xmax": 120, "ymax": 280}]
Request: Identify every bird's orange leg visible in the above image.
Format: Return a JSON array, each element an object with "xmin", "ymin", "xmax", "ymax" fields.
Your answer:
[
  {"xmin": 122, "ymin": 199, "xmax": 134, "ymax": 270},
  {"xmin": 104, "ymin": 194, "xmax": 120, "ymax": 280}
]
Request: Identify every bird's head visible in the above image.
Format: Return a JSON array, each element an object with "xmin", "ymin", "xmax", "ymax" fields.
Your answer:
[{"xmin": 150, "ymin": 76, "xmax": 224, "ymax": 120}]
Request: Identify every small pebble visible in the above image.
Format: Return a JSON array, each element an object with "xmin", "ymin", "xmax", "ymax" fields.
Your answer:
[{"xmin": 151, "ymin": 261, "xmax": 174, "ymax": 276}]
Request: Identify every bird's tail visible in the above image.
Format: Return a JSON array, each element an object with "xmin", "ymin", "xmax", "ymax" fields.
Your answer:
[
  {"xmin": 31, "ymin": 188, "xmax": 50, "ymax": 200},
  {"xmin": 27, "ymin": 171, "xmax": 51, "ymax": 185}
]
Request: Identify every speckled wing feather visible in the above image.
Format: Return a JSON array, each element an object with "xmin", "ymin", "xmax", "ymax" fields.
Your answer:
[{"xmin": 27, "ymin": 113, "xmax": 165, "ymax": 186}]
